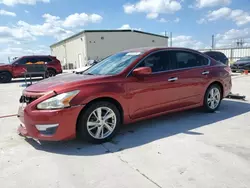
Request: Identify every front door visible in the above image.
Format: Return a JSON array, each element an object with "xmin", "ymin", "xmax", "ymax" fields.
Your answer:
[
  {"xmin": 12, "ymin": 58, "xmax": 28, "ymax": 77},
  {"xmin": 126, "ymin": 50, "xmax": 182, "ymax": 119}
]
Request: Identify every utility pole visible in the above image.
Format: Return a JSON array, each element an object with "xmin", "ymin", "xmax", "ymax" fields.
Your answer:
[
  {"xmin": 170, "ymin": 32, "xmax": 172, "ymax": 47},
  {"xmin": 165, "ymin": 31, "xmax": 168, "ymax": 47},
  {"xmin": 164, "ymin": 31, "xmax": 172, "ymax": 47},
  {"xmin": 212, "ymin": 35, "xmax": 215, "ymax": 49}
]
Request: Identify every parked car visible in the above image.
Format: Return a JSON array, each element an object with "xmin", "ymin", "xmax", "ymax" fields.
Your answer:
[
  {"xmin": 230, "ymin": 56, "xmax": 250, "ymax": 72},
  {"xmin": 18, "ymin": 47, "xmax": 232, "ymax": 143},
  {"xmin": 203, "ymin": 51, "xmax": 229, "ymax": 66},
  {"xmin": 0, "ymin": 55, "xmax": 62, "ymax": 83},
  {"xmin": 72, "ymin": 60, "xmax": 98, "ymax": 74}
]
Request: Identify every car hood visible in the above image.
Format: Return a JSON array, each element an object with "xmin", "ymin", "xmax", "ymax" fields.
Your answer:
[
  {"xmin": 25, "ymin": 73, "xmax": 108, "ymax": 93},
  {"xmin": 0, "ymin": 63, "xmax": 11, "ymax": 68}
]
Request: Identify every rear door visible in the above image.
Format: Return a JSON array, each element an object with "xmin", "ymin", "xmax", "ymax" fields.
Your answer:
[{"xmin": 167, "ymin": 50, "xmax": 211, "ymax": 107}]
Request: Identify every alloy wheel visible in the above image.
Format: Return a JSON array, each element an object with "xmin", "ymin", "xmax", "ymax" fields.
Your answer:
[
  {"xmin": 207, "ymin": 87, "xmax": 221, "ymax": 110},
  {"xmin": 87, "ymin": 107, "xmax": 117, "ymax": 139}
]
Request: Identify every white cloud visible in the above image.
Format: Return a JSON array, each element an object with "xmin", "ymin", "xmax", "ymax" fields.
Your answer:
[
  {"xmin": 0, "ymin": 46, "xmax": 50, "ymax": 63},
  {"xmin": 146, "ymin": 12, "xmax": 158, "ymax": 19},
  {"xmin": 0, "ymin": 9, "xmax": 16, "ymax": 16},
  {"xmin": 123, "ymin": 0, "xmax": 182, "ymax": 19},
  {"xmin": 118, "ymin": 24, "xmax": 142, "ymax": 31},
  {"xmin": 63, "ymin": 13, "xmax": 102, "ymax": 28},
  {"xmin": 0, "ymin": 12, "xmax": 103, "ymax": 42},
  {"xmin": 215, "ymin": 28, "xmax": 250, "ymax": 47},
  {"xmin": 199, "ymin": 7, "xmax": 250, "ymax": 26},
  {"xmin": 207, "ymin": 7, "xmax": 231, "ymax": 21},
  {"xmin": 158, "ymin": 18, "xmax": 168, "ymax": 23},
  {"xmin": 0, "ymin": 11, "xmax": 103, "ymax": 62},
  {"xmin": 197, "ymin": 18, "xmax": 206, "ymax": 24},
  {"xmin": 25, "ymin": 10, "xmax": 29, "ymax": 13},
  {"xmin": 16, "ymin": 14, "xmax": 74, "ymax": 40},
  {"xmin": 0, "ymin": 26, "xmax": 35, "ymax": 44},
  {"xmin": 0, "ymin": 0, "xmax": 50, "ymax": 6},
  {"xmin": 174, "ymin": 17, "xmax": 180, "ymax": 23},
  {"xmin": 194, "ymin": 0, "xmax": 231, "ymax": 8},
  {"xmin": 172, "ymin": 35, "xmax": 205, "ymax": 49}
]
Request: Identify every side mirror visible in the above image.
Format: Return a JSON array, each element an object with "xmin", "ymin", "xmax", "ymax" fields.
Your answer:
[{"xmin": 132, "ymin": 67, "xmax": 152, "ymax": 77}]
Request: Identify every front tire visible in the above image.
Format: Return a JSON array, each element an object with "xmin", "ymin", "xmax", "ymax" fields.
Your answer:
[
  {"xmin": 203, "ymin": 84, "xmax": 222, "ymax": 112},
  {"xmin": 77, "ymin": 101, "xmax": 121, "ymax": 144},
  {"xmin": 0, "ymin": 72, "xmax": 12, "ymax": 83}
]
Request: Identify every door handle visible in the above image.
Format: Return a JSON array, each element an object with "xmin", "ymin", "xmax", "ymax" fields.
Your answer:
[
  {"xmin": 202, "ymin": 71, "xmax": 210, "ymax": 75},
  {"xmin": 168, "ymin": 77, "xmax": 178, "ymax": 82}
]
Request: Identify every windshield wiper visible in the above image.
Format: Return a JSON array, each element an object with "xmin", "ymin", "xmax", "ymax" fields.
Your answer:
[{"xmin": 84, "ymin": 72, "xmax": 94, "ymax": 75}]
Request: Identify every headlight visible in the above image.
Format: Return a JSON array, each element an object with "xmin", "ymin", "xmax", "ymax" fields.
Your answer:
[{"xmin": 37, "ymin": 90, "xmax": 80, "ymax": 110}]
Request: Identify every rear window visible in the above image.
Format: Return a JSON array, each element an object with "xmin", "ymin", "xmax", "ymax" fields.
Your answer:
[
  {"xmin": 38, "ymin": 57, "xmax": 52, "ymax": 62},
  {"xmin": 204, "ymin": 51, "xmax": 229, "ymax": 65}
]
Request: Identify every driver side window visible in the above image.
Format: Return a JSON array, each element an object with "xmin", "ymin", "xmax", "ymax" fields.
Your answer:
[{"xmin": 136, "ymin": 51, "xmax": 170, "ymax": 73}]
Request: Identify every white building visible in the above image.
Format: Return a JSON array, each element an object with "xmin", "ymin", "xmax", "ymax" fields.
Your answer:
[{"xmin": 50, "ymin": 29, "xmax": 168, "ymax": 69}]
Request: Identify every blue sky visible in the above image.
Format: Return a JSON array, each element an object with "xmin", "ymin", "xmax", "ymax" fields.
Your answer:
[{"xmin": 0, "ymin": 0, "xmax": 250, "ymax": 62}]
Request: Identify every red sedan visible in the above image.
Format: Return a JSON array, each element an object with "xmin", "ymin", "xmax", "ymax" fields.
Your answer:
[{"xmin": 18, "ymin": 47, "xmax": 232, "ymax": 143}]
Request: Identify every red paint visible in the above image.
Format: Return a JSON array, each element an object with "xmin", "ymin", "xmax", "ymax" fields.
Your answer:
[
  {"xmin": 0, "ymin": 55, "xmax": 62, "ymax": 79},
  {"xmin": 17, "ymin": 47, "xmax": 232, "ymax": 141}
]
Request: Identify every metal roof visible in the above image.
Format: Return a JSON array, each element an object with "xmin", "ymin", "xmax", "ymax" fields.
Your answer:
[{"xmin": 50, "ymin": 29, "xmax": 168, "ymax": 48}]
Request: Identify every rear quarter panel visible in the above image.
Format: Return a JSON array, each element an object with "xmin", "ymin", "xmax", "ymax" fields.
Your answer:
[
  {"xmin": 48, "ymin": 59, "xmax": 62, "ymax": 74},
  {"xmin": 206, "ymin": 63, "xmax": 232, "ymax": 98}
]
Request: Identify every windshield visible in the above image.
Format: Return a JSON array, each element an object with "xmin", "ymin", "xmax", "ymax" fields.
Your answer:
[
  {"xmin": 84, "ymin": 52, "xmax": 141, "ymax": 75},
  {"xmin": 9, "ymin": 58, "xmax": 20, "ymax": 64}
]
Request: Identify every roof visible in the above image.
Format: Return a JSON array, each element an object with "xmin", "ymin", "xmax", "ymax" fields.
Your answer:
[{"xmin": 50, "ymin": 29, "xmax": 168, "ymax": 48}]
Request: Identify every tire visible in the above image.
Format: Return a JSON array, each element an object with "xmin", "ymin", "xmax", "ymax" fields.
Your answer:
[
  {"xmin": 46, "ymin": 69, "xmax": 56, "ymax": 77},
  {"xmin": 203, "ymin": 84, "xmax": 222, "ymax": 112},
  {"xmin": 0, "ymin": 72, "xmax": 12, "ymax": 83},
  {"xmin": 77, "ymin": 101, "xmax": 121, "ymax": 144}
]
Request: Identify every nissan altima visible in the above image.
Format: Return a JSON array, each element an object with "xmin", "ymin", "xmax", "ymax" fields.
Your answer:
[{"xmin": 18, "ymin": 47, "xmax": 232, "ymax": 143}]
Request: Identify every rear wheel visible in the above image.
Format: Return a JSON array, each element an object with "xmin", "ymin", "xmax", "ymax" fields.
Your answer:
[
  {"xmin": 46, "ymin": 69, "xmax": 56, "ymax": 77},
  {"xmin": 203, "ymin": 84, "xmax": 222, "ymax": 112},
  {"xmin": 0, "ymin": 72, "xmax": 12, "ymax": 83},
  {"xmin": 77, "ymin": 101, "xmax": 121, "ymax": 144}
]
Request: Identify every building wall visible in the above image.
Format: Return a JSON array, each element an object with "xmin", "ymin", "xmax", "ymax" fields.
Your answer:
[
  {"xmin": 51, "ymin": 34, "xmax": 87, "ymax": 69},
  {"xmin": 199, "ymin": 47, "xmax": 250, "ymax": 63},
  {"xmin": 85, "ymin": 31, "xmax": 168, "ymax": 61}
]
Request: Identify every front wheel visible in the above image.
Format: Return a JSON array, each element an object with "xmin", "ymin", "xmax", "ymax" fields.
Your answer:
[
  {"xmin": 77, "ymin": 101, "xmax": 121, "ymax": 144},
  {"xmin": 203, "ymin": 84, "xmax": 222, "ymax": 112}
]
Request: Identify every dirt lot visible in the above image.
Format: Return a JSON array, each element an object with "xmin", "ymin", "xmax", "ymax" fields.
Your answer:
[{"xmin": 1, "ymin": 75, "xmax": 250, "ymax": 188}]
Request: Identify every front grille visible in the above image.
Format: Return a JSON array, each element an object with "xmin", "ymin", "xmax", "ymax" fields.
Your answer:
[{"xmin": 19, "ymin": 95, "xmax": 38, "ymax": 104}]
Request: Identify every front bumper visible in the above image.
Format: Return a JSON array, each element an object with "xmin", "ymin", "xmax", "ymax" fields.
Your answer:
[{"xmin": 18, "ymin": 104, "xmax": 84, "ymax": 141}]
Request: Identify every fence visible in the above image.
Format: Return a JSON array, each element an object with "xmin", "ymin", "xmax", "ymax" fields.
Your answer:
[{"xmin": 199, "ymin": 47, "xmax": 250, "ymax": 63}]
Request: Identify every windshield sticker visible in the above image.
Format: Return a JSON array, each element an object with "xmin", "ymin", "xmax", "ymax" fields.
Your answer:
[{"xmin": 126, "ymin": 52, "xmax": 141, "ymax": 56}]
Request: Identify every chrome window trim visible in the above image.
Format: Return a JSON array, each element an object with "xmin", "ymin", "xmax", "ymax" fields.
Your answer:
[{"xmin": 126, "ymin": 49, "xmax": 211, "ymax": 77}]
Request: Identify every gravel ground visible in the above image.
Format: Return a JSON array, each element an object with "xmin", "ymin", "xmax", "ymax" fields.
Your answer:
[{"xmin": 0, "ymin": 74, "xmax": 250, "ymax": 188}]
